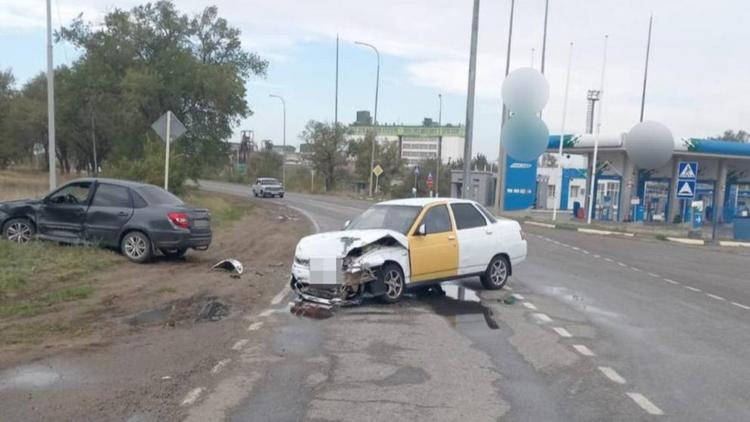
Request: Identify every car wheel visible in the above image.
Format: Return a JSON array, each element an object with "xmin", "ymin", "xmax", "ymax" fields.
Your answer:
[
  {"xmin": 377, "ymin": 263, "xmax": 405, "ymax": 304},
  {"xmin": 279, "ymin": 193, "xmax": 284, "ymax": 198},
  {"xmin": 480, "ymin": 255, "xmax": 509, "ymax": 290},
  {"xmin": 161, "ymin": 247, "xmax": 187, "ymax": 259},
  {"xmin": 121, "ymin": 231, "xmax": 152, "ymax": 263},
  {"xmin": 3, "ymin": 218, "xmax": 35, "ymax": 244}
]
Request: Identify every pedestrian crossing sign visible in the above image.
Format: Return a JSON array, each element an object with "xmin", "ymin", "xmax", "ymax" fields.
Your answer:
[
  {"xmin": 678, "ymin": 161, "xmax": 698, "ymax": 179},
  {"xmin": 676, "ymin": 179, "xmax": 696, "ymax": 199}
]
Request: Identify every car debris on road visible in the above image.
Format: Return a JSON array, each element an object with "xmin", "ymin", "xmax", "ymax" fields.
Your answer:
[{"xmin": 212, "ymin": 258, "xmax": 244, "ymax": 276}]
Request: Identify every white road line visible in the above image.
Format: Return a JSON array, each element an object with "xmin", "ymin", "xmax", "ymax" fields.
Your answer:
[
  {"xmin": 258, "ymin": 309, "xmax": 275, "ymax": 318},
  {"xmin": 663, "ymin": 278, "xmax": 680, "ymax": 285},
  {"xmin": 231, "ymin": 339, "xmax": 250, "ymax": 351},
  {"xmin": 522, "ymin": 302, "xmax": 538, "ymax": 310},
  {"xmin": 706, "ymin": 293, "xmax": 726, "ymax": 301},
  {"xmin": 573, "ymin": 344, "xmax": 595, "ymax": 356},
  {"xmin": 561, "ymin": 243, "xmax": 570, "ymax": 248},
  {"xmin": 552, "ymin": 327, "xmax": 572, "ymax": 338},
  {"xmin": 731, "ymin": 302, "xmax": 750, "ymax": 310},
  {"xmin": 181, "ymin": 387, "xmax": 204, "ymax": 406},
  {"xmin": 648, "ymin": 272, "xmax": 660, "ymax": 278},
  {"xmin": 683, "ymin": 286, "xmax": 702, "ymax": 292},
  {"xmin": 604, "ymin": 257, "xmax": 614, "ymax": 263},
  {"xmin": 505, "ymin": 286, "xmax": 514, "ymax": 291},
  {"xmin": 593, "ymin": 254, "xmax": 601, "ymax": 258},
  {"xmin": 270, "ymin": 286, "xmax": 290, "ymax": 305},
  {"xmin": 617, "ymin": 262, "xmax": 627, "ymax": 267},
  {"xmin": 571, "ymin": 246, "xmax": 581, "ymax": 251},
  {"xmin": 626, "ymin": 392, "xmax": 664, "ymax": 415},
  {"xmin": 598, "ymin": 366, "xmax": 627, "ymax": 384},
  {"xmin": 513, "ymin": 294, "xmax": 525, "ymax": 300},
  {"xmin": 532, "ymin": 313, "xmax": 553, "ymax": 323},
  {"xmin": 581, "ymin": 250, "xmax": 590, "ymax": 254},
  {"xmin": 247, "ymin": 321, "xmax": 264, "ymax": 331},
  {"xmin": 630, "ymin": 267, "xmax": 641, "ymax": 272},
  {"xmin": 211, "ymin": 359, "xmax": 232, "ymax": 375}
]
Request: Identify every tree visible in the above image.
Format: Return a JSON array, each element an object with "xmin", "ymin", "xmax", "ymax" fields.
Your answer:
[
  {"xmin": 301, "ymin": 121, "xmax": 348, "ymax": 191},
  {"xmin": 0, "ymin": 69, "xmax": 16, "ymax": 168},
  {"xmin": 717, "ymin": 130, "xmax": 749, "ymax": 143}
]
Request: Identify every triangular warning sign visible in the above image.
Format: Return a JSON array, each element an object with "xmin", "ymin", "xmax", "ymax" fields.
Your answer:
[
  {"xmin": 678, "ymin": 181, "xmax": 694, "ymax": 196},
  {"xmin": 679, "ymin": 164, "xmax": 696, "ymax": 179}
]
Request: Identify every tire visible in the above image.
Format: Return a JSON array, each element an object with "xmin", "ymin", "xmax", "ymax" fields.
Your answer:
[
  {"xmin": 161, "ymin": 247, "xmax": 187, "ymax": 259},
  {"xmin": 253, "ymin": 191, "xmax": 258, "ymax": 197},
  {"xmin": 121, "ymin": 231, "xmax": 152, "ymax": 263},
  {"xmin": 377, "ymin": 263, "xmax": 406, "ymax": 304},
  {"xmin": 2, "ymin": 218, "xmax": 35, "ymax": 244},
  {"xmin": 279, "ymin": 193, "xmax": 284, "ymax": 198},
  {"xmin": 480, "ymin": 255, "xmax": 510, "ymax": 290}
]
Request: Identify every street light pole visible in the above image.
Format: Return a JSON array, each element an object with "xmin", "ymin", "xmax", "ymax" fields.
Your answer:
[
  {"xmin": 494, "ymin": 0, "xmax": 515, "ymax": 213},
  {"xmin": 355, "ymin": 41, "xmax": 380, "ymax": 198},
  {"xmin": 552, "ymin": 42, "xmax": 573, "ymax": 221},
  {"xmin": 586, "ymin": 35, "xmax": 609, "ymax": 224},
  {"xmin": 46, "ymin": 0, "xmax": 57, "ymax": 190},
  {"xmin": 436, "ymin": 93, "xmax": 442, "ymax": 196},
  {"xmin": 269, "ymin": 94, "xmax": 287, "ymax": 187},
  {"xmin": 462, "ymin": 0, "xmax": 481, "ymax": 199}
]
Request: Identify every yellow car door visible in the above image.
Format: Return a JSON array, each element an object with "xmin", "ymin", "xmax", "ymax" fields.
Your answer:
[{"xmin": 408, "ymin": 204, "xmax": 459, "ymax": 282}]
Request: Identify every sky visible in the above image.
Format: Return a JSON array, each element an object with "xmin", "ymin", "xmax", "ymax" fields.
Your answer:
[{"xmin": 1, "ymin": 0, "xmax": 749, "ymax": 159}]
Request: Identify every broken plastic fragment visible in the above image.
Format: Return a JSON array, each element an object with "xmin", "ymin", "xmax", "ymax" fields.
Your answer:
[{"xmin": 212, "ymin": 259, "xmax": 244, "ymax": 275}]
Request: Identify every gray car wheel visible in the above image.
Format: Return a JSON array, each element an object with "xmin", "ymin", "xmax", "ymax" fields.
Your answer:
[
  {"xmin": 480, "ymin": 255, "xmax": 509, "ymax": 290},
  {"xmin": 3, "ymin": 218, "xmax": 35, "ymax": 244},
  {"xmin": 121, "ymin": 231, "xmax": 152, "ymax": 263},
  {"xmin": 377, "ymin": 263, "xmax": 405, "ymax": 304}
]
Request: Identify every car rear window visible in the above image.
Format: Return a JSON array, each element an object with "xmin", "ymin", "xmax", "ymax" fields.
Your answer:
[
  {"xmin": 260, "ymin": 179, "xmax": 280, "ymax": 185},
  {"xmin": 135, "ymin": 186, "xmax": 184, "ymax": 206}
]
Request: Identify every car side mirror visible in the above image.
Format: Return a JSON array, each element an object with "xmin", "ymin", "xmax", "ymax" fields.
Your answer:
[
  {"xmin": 343, "ymin": 220, "xmax": 351, "ymax": 229},
  {"xmin": 416, "ymin": 223, "xmax": 427, "ymax": 236}
]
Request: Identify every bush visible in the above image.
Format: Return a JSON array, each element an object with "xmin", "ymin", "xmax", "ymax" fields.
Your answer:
[{"xmin": 104, "ymin": 138, "xmax": 190, "ymax": 194}]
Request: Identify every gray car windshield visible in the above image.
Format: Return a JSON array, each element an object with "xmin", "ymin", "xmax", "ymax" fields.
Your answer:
[{"xmin": 346, "ymin": 205, "xmax": 421, "ymax": 234}]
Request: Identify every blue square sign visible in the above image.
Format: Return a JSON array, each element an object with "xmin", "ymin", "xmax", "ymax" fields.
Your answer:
[
  {"xmin": 678, "ymin": 161, "xmax": 698, "ymax": 180},
  {"xmin": 676, "ymin": 179, "xmax": 696, "ymax": 199}
]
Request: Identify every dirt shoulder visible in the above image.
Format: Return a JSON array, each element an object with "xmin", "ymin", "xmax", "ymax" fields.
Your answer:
[{"xmin": 0, "ymin": 194, "xmax": 311, "ymax": 422}]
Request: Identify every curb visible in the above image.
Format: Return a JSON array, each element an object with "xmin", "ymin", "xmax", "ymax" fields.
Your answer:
[
  {"xmin": 719, "ymin": 240, "xmax": 750, "ymax": 248},
  {"xmin": 577, "ymin": 228, "xmax": 635, "ymax": 237},
  {"xmin": 524, "ymin": 221, "xmax": 556, "ymax": 229},
  {"xmin": 665, "ymin": 237, "xmax": 705, "ymax": 246}
]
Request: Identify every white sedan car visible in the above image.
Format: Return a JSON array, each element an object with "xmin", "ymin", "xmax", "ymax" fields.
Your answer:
[{"xmin": 290, "ymin": 197, "xmax": 527, "ymax": 304}]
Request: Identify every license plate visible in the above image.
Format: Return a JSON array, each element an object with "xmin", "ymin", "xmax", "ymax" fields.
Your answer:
[{"xmin": 194, "ymin": 219, "xmax": 210, "ymax": 228}]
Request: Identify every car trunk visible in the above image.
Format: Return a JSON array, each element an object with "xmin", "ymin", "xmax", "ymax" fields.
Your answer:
[{"xmin": 188, "ymin": 207, "xmax": 211, "ymax": 235}]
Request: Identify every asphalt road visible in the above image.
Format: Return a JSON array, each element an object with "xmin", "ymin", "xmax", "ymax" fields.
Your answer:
[{"xmin": 197, "ymin": 180, "xmax": 750, "ymax": 421}]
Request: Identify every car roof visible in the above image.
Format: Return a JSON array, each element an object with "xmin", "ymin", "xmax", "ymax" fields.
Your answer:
[
  {"xmin": 377, "ymin": 197, "xmax": 479, "ymax": 208},
  {"xmin": 258, "ymin": 177, "xmax": 279, "ymax": 181},
  {"xmin": 67, "ymin": 177, "xmax": 155, "ymax": 189}
]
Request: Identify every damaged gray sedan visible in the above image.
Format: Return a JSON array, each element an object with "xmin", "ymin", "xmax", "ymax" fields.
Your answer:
[{"xmin": 290, "ymin": 198, "xmax": 527, "ymax": 305}]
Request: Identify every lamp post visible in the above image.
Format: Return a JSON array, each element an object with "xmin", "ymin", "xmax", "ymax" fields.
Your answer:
[
  {"xmin": 46, "ymin": 0, "xmax": 56, "ymax": 189},
  {"xmin": 355, "ymin": 41, "xmax": 380, "ymax": 198},
  {"xmin": 269, "ymin": 94, "xmax": 287, "ymax": 187},
  {"xmin": 436, "ymin": 93, "xmax": 442, "ymax": 196}
]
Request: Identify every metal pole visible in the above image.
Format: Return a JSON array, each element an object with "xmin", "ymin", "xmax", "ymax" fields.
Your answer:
[
  {"xmin": 436, "ymin": 93, "xmax": 442, "ymax": 196},
  {"xmin": 335, "ymin": 34, "xmax": 339, "ymax": 127},
  {"xmin": 541, "ymin": 0, "xmax": 549, "ymax": 75},
  {"xmin": 164, "ymin": 111, "xmax": 171, "ymax": 190},
  {"xmin": 462, "ymin": 0, "xmax": 480, "ymax": 199},
  {"xmin": 270, "ymin": 95, "xmax": 287, "ymax": 186},
  {"xmin": 91, "ymin": 110, "xmax": 98, "ymax": 176},
  {"xmin": 586, "ymin": 35, "xmax": 609, "ymax": 224},
  {"xmin": 46, "ymin": 0, "xmax": 57, "ymax": 189},
  {"xmin": 552, "ymin": 42, "xmax": 573, "ymax": 221},
  {"xmin": 494, "ymin": 0, "xmax": 515, "ymax": 213},
  {"xmin": 355, "ymin": 41, "xmax": 380, "ymax": 198},
  {"xmin": 639, "ymin": 14, "xmax": 653, "ymax": 122}
]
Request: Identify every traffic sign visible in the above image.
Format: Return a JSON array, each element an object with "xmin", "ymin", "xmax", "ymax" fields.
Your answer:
[
  {"xmin": 677, "ymin": 179, "xmax": 696, "ymax": 199},
  {"xmin": 414, "ymin": 166, "xmax": 420, "ymax": 176},
  {"xmin": 426, "ymin": 172, "xmax": 433, "ymax": 189},
  {"xmin": 151, "ymin": 111, "xmax": 187, "ymax": 143},
  {"xmin": 678, "ymin": 161, "xmax": 698, "ymax": 180},
  {"xmin": 372, "ymin": 165, "xmax": 383, "ymax": 177}
]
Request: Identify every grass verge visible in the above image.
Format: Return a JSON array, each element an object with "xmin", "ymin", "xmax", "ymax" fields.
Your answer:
[{"xmin": 183, "ymin": 189, "xmax": 253, "ymax": 228}]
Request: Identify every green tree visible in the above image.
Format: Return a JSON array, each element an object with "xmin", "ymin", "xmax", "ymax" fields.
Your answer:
[
  {"xmin": 0, "ymin": 69, "xmax": 16, "ymax": 168},
  {"xmin": 717, "ymin": 130, "xmax": 749, "ymax": 143},
  {"xmin": 301, "ymin": 121, "xmax": 348, "ymax": 191}
]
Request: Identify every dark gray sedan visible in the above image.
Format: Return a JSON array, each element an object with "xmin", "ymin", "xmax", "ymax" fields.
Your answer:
[{"xmin": 0, "ymin": 178, "xmax": 211, "ymax": 263}]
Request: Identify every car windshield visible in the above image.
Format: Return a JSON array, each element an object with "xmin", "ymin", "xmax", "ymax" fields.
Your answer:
[
  {"xmin": 135, "ymin": 186, "xmax": 184, "ymax": 206},
  {"xmin": 260, "ymin": 179, "xmax": 280, "ymax": 185},
  {"xmin": 346, "ymin": 205, "xmax": 421, "ymax": 234}
]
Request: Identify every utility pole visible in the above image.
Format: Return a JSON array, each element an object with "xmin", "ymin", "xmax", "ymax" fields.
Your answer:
[
  {"xmin": 436, "ymin": 93, "xmax": 442, "ymax": 196},
  {"xmin": 46, "ymin": 0, "xmax": 57, "ymax": 189},
  {"xmin": 269, "ymin": 94, "xmax": 287, "ymax": 186},
  {"xmin": 639, "ymin": 14, "xmax": 653, "ymax": 122},
  {"xmin": 335, "ymin": 35, "xmax": 339, "ymax": 127},
  {"xmin": 552, "ymin": 42, "xmax": 573, "ymax": 221},
  {"xmin": 462, "ymin": 0, "xmax": 481, "ymax": 199},
  {"xmin": 91, "ymin": 110, "xmax": 98, "ymax": 176},
  {"xmin": 586, "ymin": 35, "xmax": 609, "ymax": 224},
  {"xmin": 355, "ymin": 41, "xmax": 380, "ymax": 198},
  {"xmin": 494, "ymin": 0, "xmax": 515, "ymax": 213},
  {"xmin": 541, "ymin": 0, "xmax": 549, "ymax": 75}
]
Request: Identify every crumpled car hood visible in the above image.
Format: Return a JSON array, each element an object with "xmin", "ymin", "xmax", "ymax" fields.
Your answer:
[{"xmin": 295, "ymin": 229, "xmax": 408, "ymax": 259}]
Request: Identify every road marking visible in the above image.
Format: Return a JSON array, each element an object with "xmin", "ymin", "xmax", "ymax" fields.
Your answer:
[
  {"xmin": 258, "ymin": 309, "xmax": 276, "ymax": 318},
  {"xmin": 561, "ymin": 243, "xmax": 570, "ymax": 248},
  {"xmin": 630, "ymin": 267, "xmax": 641, "ymax": 272},
  {"xmin": 593, "ymin": 254, "xmax": 601, "ymax": 258},
  {"xmin": 505, "ymin": 286, "xmax": 513, "ymax": 291},
  {"xmin": 283, "ymin": 204, "xmax": 321, "ymax": 233},
  {"xmin": 270, "ymin": 286, "xmax": 290, "ymax": 305},
  {"xmin": 648, "ymin": 272, "xmax": 659, "ymax": 278},
  {"xmin": 581, "ymin": 250, "xmax": 590, "ymax": 254},
  {"xmin": 573, "ymin": 344, "xmax": 595, "ymax": 356},
  {"xmin": 211, "ymin": 359, "xmax": 231, "ymax": 375},
  {"xmin": 571, "ymin": 246, "xmax": 581, "ymax": 251},
  {"xmin": 683, "ymin": 286, "xmax": 702, "ymax": 292},
  {"xmin": 617, "ymin": 262, "xmax": 627, "ymax": 267},
  {"xmin": 522, "ymin": 302, "xmax": 538, "ymax": 310},
  {"xmin": 731, "ymin": 302, "xmax": 750, "ymax": 310},
  {"xmin": 247, "ymin": 321, "xmax": 264, "ymax": 331},
  {"xmin": 706, "ymin": 293, "xmax": 726, "ymax": 301},
  {"xmin": 604, "ymin": 257, "xmax": 614, "ymax": 263},
  {"xmin": 532, "ymin": 313, "xmax": 553, "ymax": 323},
  {"xmin": 663, "ymin": 278, "xmax": 680, "ymax": 285},
  {"xmin": 553, "ymin": 327, "xmax": 572, "ymax": 338},
  {"xmin": 232, "ymin": 339, "xmax": 250, "ymax": 351},
  {"xmin": 513, "ymin": 293, "xmax": 525, "ymax": 300},
  {"xmin": 626, "ymin": 392, "xmax": 664, "ymax": 415},
  {"xmin": 598, "ymin": 366, "xmax": 626, "ymax": 384},
  {"xmin": 181, "ymin": 387, "xmax": 204, "ymax": 406}
]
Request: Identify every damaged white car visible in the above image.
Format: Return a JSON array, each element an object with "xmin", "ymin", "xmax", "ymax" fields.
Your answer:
[{"xmin": 290, "ymin": 198, "xmax": 527, "ymax": 305}]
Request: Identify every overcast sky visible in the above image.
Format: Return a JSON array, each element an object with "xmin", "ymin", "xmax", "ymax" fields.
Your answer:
[{"xmin": 1, "ymin": 0, "xmax": 749, "ymax": 158}]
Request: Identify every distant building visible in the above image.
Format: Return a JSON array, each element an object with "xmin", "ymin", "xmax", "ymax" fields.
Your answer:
[{"xmin": 271, "ymin": 145, "xmax": 296, "ymax": 154}]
